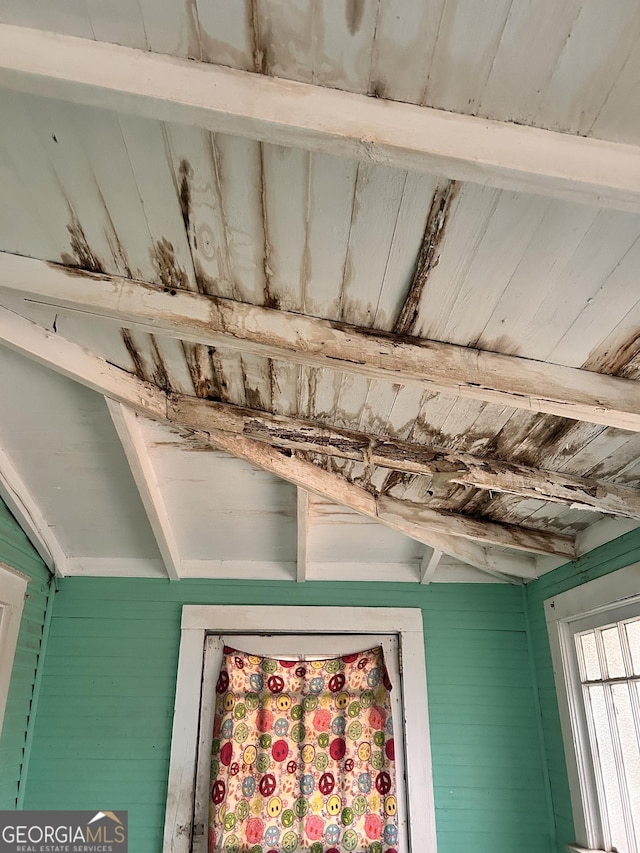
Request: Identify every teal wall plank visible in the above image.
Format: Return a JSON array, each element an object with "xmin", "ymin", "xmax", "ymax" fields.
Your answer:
[
  {"xmin": 525, "ymin": 526, "xmax": 640, "ymax": 853},
  {"xmin": 25, "ymin": 578, "xmax": 551, "ymax": 853},
  {"xmin": 0, "ymin": 500, "xmax": 52, "ymax": 809}
]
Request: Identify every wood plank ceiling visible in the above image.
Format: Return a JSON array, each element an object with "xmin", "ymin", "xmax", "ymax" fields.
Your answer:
[{"xmin": 0, "ymin": 0, "xmax": 639, "ymax": 584}]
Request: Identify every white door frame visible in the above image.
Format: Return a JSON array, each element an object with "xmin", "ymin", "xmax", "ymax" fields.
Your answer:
[{"xmin": 163, "ymin": 605, "xmax": 436, "ymax": 853}]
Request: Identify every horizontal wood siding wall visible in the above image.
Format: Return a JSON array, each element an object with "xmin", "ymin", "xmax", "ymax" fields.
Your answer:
[
  {"xmin": 0, "ymin": 500, "xmax": 52, "ymax": 808},
  {"xmin": 24, "ymin": 579, "xmax": 551, "ymax": 853},
  {"xmin": 524, "ymin": 527, "xmax": 640, "ymax": 852}
]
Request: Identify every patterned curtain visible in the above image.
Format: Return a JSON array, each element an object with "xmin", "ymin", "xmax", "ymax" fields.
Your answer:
[{"xmin": 209, "ymin": 645, "xmax": 399, "ymax": 853}]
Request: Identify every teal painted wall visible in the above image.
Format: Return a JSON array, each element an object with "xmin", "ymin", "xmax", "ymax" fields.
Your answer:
[
  {"xmin": 24, "ymin": 579, "xmax": 551, "ymax": 853},
  {"xmin": 525, "ymin": 527, "xmax": 640, "ymax": 852},
  {"xmin": 0, "ymin": 500, "xmax": 52, "ymax": 808}
]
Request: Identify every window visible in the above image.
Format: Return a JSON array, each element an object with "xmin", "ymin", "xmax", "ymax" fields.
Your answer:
[
  {"xmin": 163, "ymin": 606, "xmax": 436, "ymax": 853},
  {"xmin": 546, "ymin": 563, "xmax": 640, "ymax": 853},
  {"xmin": 0, "ymin": 561, "xmax": 29, "ymax": 739}
]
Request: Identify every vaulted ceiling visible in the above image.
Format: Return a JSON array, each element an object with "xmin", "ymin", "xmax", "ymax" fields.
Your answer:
[{"xmin": 1, "ymin": 1, "xmax": 640, "ymax": 585}]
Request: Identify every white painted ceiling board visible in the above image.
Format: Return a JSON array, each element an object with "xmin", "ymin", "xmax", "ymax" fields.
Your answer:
[
  {"xmin": 162, "ymin": 123, "xmax": 234, "ymax": 298},
  {"xmin": 521, "ymin": 211, "xmax": 640, "ymax": 363},
  {"xmin": 142, "ymin": 419, "xmax": 297, "ymax": 563},
  {"xmin": 213, "ymin": 135, "xmax": 267, "ymax": 305},
  {"xmin": 261, "ymin": 144, "xmax": 310, "ymax": 312},
  {"xmin": 116, "ymin": 113, "xmax": 198, "ymax": 289},
  {"xmin": 0, "ymin": 1, "xmax": 40, "ymax": 30},
  {"xmin": 464, "ymin": 198, "xmax": 640, "ymax": 363},
  {"xmin": 0, "ymin": 349, "xmax": 159, "ymax": 558},
  {"xmin": 0, "ymin": 147, "xmax": 53, "ymax": 258},
  {"xmin": 537, "ymin": 2, "xmax": 640, "ymax": 139},
  {"xmin": 301, "ymin": 152, "xmax": 358, "ymax": 321},
  {"xmin": 136, "ymin": 0, "xmax": 197, "ymax": 58},
  {"xmin": 313, "ymin": 0, "xmax": 379, "ymax": 94},
  {"xmin": 368, "ymin": 0, "xmax": 444, "ymax": 104},
  {"xmin": 68, "ymin": 102, "xmax": 163, "ymax": 282},
  {"xmin": 0, "ymin": 293, "xmax": 137, "ymax": 377},
  {"xmin": 478, "ymin": 0, "xmax": 582, "ymax": 126},
  {"xmin": 0, "ymin": 91, "xmax": 76, "ymax": 259},
  {"xmin": 3, "ymin": 0, "xmax": 640, "ymax": 145},
  {"xmin": 25, "ymin": 98, "xmax": 129, "ymax": 278},
  {"xmin": 0, "ymin": 0, "xmax": 93, "ymax": 39},
  {"xmin": 477, "ymin": 200, "xmax": 600, "ymax": 357},
  {"xmin": 549, "ymin": 238, "xmax": 640, "ymax": 371},
  {"xmin": 257, "ymin": 0, "xmax": 314, "ymax": 82},
  {"xmin": 195, "ymin": 0, "xmax": 254, "ymax": 70},
  {"xmin": 439, "ymin": 193, "xmax": 552, "ymax": 347},
  {"xmin": 433, "ymin": 561, "xmax": 504, "ymax": 584},
  {"xmin": 308, "ymin": 498, "xmax": 423, "ymax": 565},
  {"xmin": 240, "ymin": 351, "xmax": 273, "ymax": 412},
  {"xmin": 424, "ymin": 0, "xmax": 513, "ymax": 114},
  {"xmin": 85, "ymin": 0, "xmax": 148, "ymax": 50},
  {"xmin": 269, "ymin": 359, "xmax": 301, "ymax": 419},
  {"xmin": 558, "ymin": 429, "xmax": 640, "ymax": 481}
]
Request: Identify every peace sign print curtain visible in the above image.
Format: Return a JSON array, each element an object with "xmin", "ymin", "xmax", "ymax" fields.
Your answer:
[{"xmin": 209, "ymin": 645, "xmax": 399, "ymax": 852}]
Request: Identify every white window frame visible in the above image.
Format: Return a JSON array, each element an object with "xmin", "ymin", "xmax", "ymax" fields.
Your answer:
[
  {"xmin": 545, "ymin": 562, "xmax": 640, "ymax": 853},
  {"xmin": 0, "ymin": 561, "xmax": 29, "ymax": 740},
  {"xmin": 163, "ymin": 605, "xmax": 436, "ymax": 853}
]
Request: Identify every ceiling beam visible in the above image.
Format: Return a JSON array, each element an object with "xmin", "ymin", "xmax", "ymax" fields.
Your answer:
[
  {"xmin": 199, "ymin": 430, "xmax": 545, "ymax": 576},
  {"xmin": 166, "ymin": 395, "xmax": 640, "ymax": 520},
  {"xmin": 296, "ymin": 490, "xmax": 309, "ymax": 584},
  {"xmin": 106, "ymin": 400, "xmax": 182, "ymax": 581},
  {"xmin": 7, "ymin": 264, "xmax": 631, "ymax": 518},
  {"xmin": 1, "ymin": 26, "xmax": 640, "ymax": 212},
  {"xmin": 0, "ymin": 442, "xmax": 67, "ymax": 576},
  {"xmin": 0, "ymin": 280, "xmax": 166, "ymax": 417},
  {"xmin": 374, "ymin": 493, "xmax": 573, "ymax": 558},
  {"xmin": 3, "ymin": 254, "xmax": 640, "ymax": 431},
  {"xmin": 420, "ymin": 548, "xmax": 442, "ymax": 585},
  {"xmin": 0, "ymin": 306, "xmax": 571, "ymax": 565},
  {"xmin": 402, "ymin": 528, "xmax": 536, "ymax": 579}
]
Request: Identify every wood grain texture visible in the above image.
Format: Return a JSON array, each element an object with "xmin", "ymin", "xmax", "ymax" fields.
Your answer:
[{"xmin": 167, "ymin": 394, "xmax": 640, "ymax": 519}]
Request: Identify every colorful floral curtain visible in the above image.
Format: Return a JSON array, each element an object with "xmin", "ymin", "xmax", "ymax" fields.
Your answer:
[{"xmin": 209, "ymin": 645, "xmax": 399, "ymax": 853}]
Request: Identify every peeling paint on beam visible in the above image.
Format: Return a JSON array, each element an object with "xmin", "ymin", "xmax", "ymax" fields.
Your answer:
[
  {"xmin": 0, "ymin": 307, "xmax": 572, "ymax": 563},
  {"xmin": 4, "ymin": 252, "xmax": 640, "ymax": 431},
  {"xmin": 203, "ymin": 431, "xmax": 573, "ymax": 560},
  {"xmin": 375, "ymin": 495, "xmax": 574, "ymax": 559},
  {"xmin": 167, "ymin": 394, "xmax": 640, "ymax": 519}
]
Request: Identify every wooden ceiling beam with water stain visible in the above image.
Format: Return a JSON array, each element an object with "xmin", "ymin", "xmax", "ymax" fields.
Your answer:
[
  {"xmin": 0, "ymin": 307, "xmax": 566, "ymax": 567},
  {"xmin": 1, "ymin": 25, "xmax": 640, "ymax": 212},
  {"xmin": 3, "ymin": 252, "xmax": 640, "ymax": 432},
  {"xmin": 166, "ymin": 395, "xmax": 640, "ymax": 520},
  {"xmin": 200, "ymin": 430, "xmax": 548, "ymax": 574}
]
